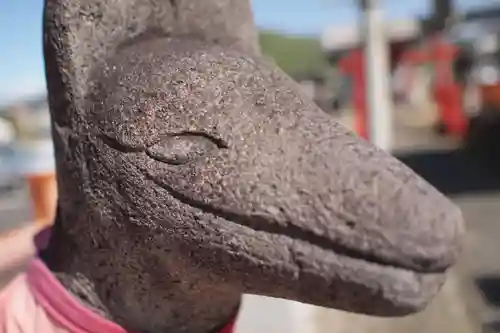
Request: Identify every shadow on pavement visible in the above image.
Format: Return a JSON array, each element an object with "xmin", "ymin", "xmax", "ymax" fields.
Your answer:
[
  {"xmin": 483, "ymin": 321, "xmax": 500, "ymax": 333},
  {"xmin": 476, "ymin": 275, "xmax": 500, "ymax": 308},
  {"xmin": 395, "ymin": 149, "xmax": 500, "ymax": 196},
  {"xmin": 478, "ymin": 276, "xmax": 500, "ymax": 333}
]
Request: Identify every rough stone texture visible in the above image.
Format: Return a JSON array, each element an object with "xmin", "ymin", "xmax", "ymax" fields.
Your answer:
[{"xmin": 42, "ymin": 0, "xmax": 465, "ymax": 332}]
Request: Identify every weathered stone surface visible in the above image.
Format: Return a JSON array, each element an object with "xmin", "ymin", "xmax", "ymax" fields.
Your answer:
[{"xmin": 42, "ymin": 0, "xmax": 465, "ymax": 332}]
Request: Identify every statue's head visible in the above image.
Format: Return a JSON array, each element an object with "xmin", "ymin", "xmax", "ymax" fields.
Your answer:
[{"xmin": 43, "ymin": 0, "xmax": 464, "ymax": 318}]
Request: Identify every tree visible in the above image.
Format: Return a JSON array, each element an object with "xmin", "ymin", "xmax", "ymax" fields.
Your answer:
[{"xmin": 259, "ymin": 31, "xmax": 331, "ymax": 79}]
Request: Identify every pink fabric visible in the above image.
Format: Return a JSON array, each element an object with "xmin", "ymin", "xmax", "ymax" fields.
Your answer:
[
  {"xmin": 0, "ymin": 258, "xmax": 128, "ymax": 333},
  {"xmin": 0, "ymin": 228, "xmax": 237, "ymax": 333}
]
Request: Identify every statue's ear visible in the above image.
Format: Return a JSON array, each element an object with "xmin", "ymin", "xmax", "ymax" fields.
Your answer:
[
  {"xmin": 43, "ymin": 0, "xmax": 259, "ymax": 127},
  {"xmin": 43, "ymin": 0, "xmax": 175, "ymax": 127},
  {"xmin": 169, "ymin": 0, "xmax": 260, "ymax": 54}
]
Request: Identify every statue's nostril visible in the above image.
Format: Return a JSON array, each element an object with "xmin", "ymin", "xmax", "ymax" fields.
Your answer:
[{"xmin": 345, "ymin": 220, "xmax": 356, "ymax": 229}]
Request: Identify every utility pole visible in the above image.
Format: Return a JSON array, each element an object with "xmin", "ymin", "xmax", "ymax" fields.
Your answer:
[
  {"xmin": 433, "ymin": 0, "xmax": 453, "ymax": 31},
  {"xmin": 360, "ymin": 0, "xmax": 393, "ymax": 151}
]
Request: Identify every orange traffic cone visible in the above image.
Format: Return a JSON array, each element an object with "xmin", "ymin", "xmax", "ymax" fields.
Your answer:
[
  {"xmin": 26, "ymin": 172, "xmax": 57, "ymax": 227},
  {"xmin": 7, "ymin": 105, "xmax": 58, "ymax": 229},
  {"xmin": 12, "ymin": 141, "xmax": 58, "ymax": 228}
]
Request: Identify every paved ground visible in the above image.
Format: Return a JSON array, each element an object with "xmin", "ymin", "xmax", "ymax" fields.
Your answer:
[{"xmin": 1, "ymin": 108, "xmax": 500, "ymax": 332}]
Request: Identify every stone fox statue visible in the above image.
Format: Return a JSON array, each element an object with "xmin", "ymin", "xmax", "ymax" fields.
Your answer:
[{"xmin": 35, "ymin": 0, "xmax": 463, "ymax": 332}]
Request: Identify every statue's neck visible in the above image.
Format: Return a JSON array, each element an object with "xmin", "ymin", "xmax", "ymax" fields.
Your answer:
[{"xmin": 40, "ymin": 220, "xmax": 241, "ymax": 333}]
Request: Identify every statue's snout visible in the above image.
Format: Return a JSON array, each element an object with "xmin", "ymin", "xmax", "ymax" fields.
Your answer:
[{"xmin": 151, "ymin": 100, "xmax": 464, "ymax": 315}]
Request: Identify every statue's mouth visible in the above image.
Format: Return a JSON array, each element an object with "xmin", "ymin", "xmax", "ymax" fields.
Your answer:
[
  {"xmin": 147, "ymin": 175, "xmax": 448, "ymax": 316},
  {"xmin": 147, "ymin": 175, "xmax": 448, "ymax": 275}
]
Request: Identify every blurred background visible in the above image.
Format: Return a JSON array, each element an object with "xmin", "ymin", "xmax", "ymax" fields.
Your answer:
[{"xmin": 3, "ymin": 0, "xmax": 500, "ymax": 332}]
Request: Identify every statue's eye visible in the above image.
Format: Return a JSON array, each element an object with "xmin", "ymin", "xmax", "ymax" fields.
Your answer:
[{"xmin": 146, "ymin": 133, "xmax": 226, "ymax": 165}]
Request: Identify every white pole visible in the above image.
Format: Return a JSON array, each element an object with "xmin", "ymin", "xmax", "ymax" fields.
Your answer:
[{"xmin": 360, "ymin": 0, "xmax": 393, "ymax": 151}]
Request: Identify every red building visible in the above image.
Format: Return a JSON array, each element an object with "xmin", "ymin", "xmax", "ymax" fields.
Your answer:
[{"xmin": 321, "ymin": 19, "xmax": 422, "ymax": 138}]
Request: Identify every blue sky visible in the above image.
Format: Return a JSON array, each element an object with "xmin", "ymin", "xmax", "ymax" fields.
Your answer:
[{"xmin": 0, "ymin": 0, "xmax": 493, "ymax": 105}]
